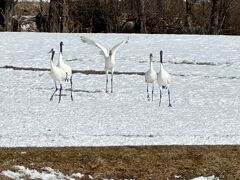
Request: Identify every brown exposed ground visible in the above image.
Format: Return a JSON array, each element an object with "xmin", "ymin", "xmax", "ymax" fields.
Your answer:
[
  {"xmin": 1, "ymin": 65, "xmax": 240, "ymax": 80},
  {"xmin": 0, "ymin": 65, "xmax": 144, "ymax": 75},
  {"xmin": 0, "ymin": 146, "xmax": 240, "ymax": 179}
]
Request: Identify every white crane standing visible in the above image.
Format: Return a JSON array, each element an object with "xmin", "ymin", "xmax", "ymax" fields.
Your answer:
[
  {"xmin": 145, "ymin": 53, "xmax": 157, "ymax": 101},
  {"xmin": 49, "ymin": 48, "xmax": 66, "ymax": 103},
  {"xmin": 157, "ymin": 50, "xmax": 172, "ymax": 107},
  {"xmin": 57, "ymin": 41, "xmax": 73, "ymax": 101},
  {"xmin": 80, "ymin": 36, "xmax": 128, "ymax": 93}
]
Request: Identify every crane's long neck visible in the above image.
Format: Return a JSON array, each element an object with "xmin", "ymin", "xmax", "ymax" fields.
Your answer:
[
  {"xmin": 58, "ymin": 44, "xmax": 63, "ymax": 66},
  {"xmin": 59, "ymin": 52, "xmax": 63, "ymax": 61},
  {"xmin": 59, "ymin": 43, "xmax": 63, "ymax": 60},
  {"xmin": 159, "ymin": 51, "xmax": 163, "ymax": 71},
  {"xmin": 150, "ymin": 60, "xmax": 153, "ymax": 70},
  {"xmin": 109, "ymin": 50, "xmax": 115, "ymax": 62},
  {"xmin": 160, "ymin": 53, "xmax": 163, "ymax": 64},
  {"xmin": 50, "ymin": 59, "xmax": 54, "ymax": 69},
  {"xmin": 159, "ymin": 63, "xmax": 164, "ymax": 73},
  {"xmin": 57, "ymin": 53, "xmax": 63, "ymax": 67},
  {"xmin": 109, "ymin": 54, "xmax": 115, "ymax": 63},
  {"xmin": 50, "ymin": 52, "xmax": 55, "ymax": 68},
  {"xmin": 60, "ymin": 44, "xmax": 63, "ymax": 54}
]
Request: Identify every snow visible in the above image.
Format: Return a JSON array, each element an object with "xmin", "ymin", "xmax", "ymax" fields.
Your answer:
[
  {"xmin": 0, "ymin": 166, "xmax": 217, "ymax": 180},
  {"xmin": 191, "ymin": 175, "xmax": 219, "ymax": 180},
  {"xmin": 0, "ymin": 32, "xmax": 239, "ymax": 147},
  {"xmin": 0, "ymin": 166, "xmax": 90, "ymax": 180}
]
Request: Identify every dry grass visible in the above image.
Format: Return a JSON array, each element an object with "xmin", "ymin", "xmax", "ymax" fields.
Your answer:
[{"xmin": 0, "ymin": 146, "xmax": 240, "ymax": 179}]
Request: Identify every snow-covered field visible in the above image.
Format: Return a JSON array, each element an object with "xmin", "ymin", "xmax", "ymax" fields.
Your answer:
[{"xmin": 0, "ymin": 32, "xmax": 239, "ymax": 147}]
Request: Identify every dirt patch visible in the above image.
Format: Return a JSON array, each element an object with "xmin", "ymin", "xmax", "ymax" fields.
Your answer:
[
  {"xmin": 0, "ymin": 65, "xmax": 144, "ymax": 75},
  {"xmin": 2, "ymin": 65, "xmax": 240, "ymax": 80},
  {"xmin": 0, "ymin": 146, "xmax": 240, "ymax": 179}
]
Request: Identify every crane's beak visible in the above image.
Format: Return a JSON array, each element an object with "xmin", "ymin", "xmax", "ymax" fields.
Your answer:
[{"xmin": 48, "ymin": 49, "xmax": 53, "ymax": 54}]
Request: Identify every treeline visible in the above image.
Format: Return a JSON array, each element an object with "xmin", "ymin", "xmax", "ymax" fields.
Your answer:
[{"xmin": 1, "ymin": 0, "xmax": 240, "ymax": 35}]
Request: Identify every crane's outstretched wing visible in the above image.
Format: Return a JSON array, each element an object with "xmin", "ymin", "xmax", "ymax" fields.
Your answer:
[
  {"xmin": 111, "ymin": 37, "xmax": 129, "ymax": 56},
  {"xmin": 80, "ymin": 36, "xmax": 109, "ymax": 57}
]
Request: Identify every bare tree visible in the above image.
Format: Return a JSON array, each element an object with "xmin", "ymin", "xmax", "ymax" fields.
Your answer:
[
  {"xmin": 217, "ymin": 0, "xmax": 236, "ymax": 34},
  {"xmin": 32, "ymin": 0, "xmax": 240, "ymax": 35},
  {"xmin": 36, "ymin": 0, "xmax": 49, "ymax": 32},
  {"xmin": 185, "ymin": 0, "xmax": 195, "ymax": 33},
  {"xmin": 228, "ymin": 0, "xmax": 240, "ymax": 34},
  {"xmin": 209, "ymin": 0, "xmax": 220, "ymax": 34},
  {"xmin": 138, "ymin": 0, "xmax": 147, "ymax": 33},
  {"xmin": 48, "ymin": 0, "xmax": 69, "ymax": 32},
  {"xmin": 209, "ymin": 0, "xmax": 236, "ymax": 34},
  {"xmin": 0, "ymin": 0, "xmax": 18, "ymax": 31}
]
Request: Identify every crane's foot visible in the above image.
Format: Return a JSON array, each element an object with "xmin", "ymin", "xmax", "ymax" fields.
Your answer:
[{"xmin": 147, "ymin": 95, "xmax": 150, "ymax": 101}]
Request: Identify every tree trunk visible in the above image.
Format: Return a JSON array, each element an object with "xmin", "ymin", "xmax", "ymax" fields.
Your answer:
[
  {"xmin": 138, "ymin": 0, "xmax": 147, "ymax": 33},
  {"xmin": 216, "ymin": 0, "xmax": 235, "ymax": 34},
  {"xmin": 209, "ymin": 0, "xmax": 219, "ymax": 34},
  {"xmin": 0, "ymin": 0, "xmax": 17, "ymax": 31},
  {"xmin": 185, "ymin": 0, "xmax": 194, "ymax": 33},
  {"xmin": 48, "ymin": 0, "xmax": 69, "ymax": 32}
]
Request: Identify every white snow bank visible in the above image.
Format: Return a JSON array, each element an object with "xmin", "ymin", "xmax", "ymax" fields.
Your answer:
[
  {"xmin": 191, "ymin": 175, "xmax": 219, "ymax": 180},
  {"xmin": 0, "ymin": 166, "xmax": 93, "ymax": 180},
  {"xmin": 1, "ymin": 166, "xmax": 218, "ymax": 180}
]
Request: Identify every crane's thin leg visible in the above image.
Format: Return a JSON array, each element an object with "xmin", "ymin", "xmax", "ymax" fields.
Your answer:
[
  {"xmin": 111, "ymin": 70, "xmax": 114, "ymax": 93},
  {"xmin": 147, "ymin": 83, "xmax": 150, "ymax": 100},
  {"xmin": 106, "ymin": 71, "xmax": 109, "ymax": 93},
  {"xmin": 58, "ymin": 84, "xmax": 63, "ymax": 103},
  {"xmin": 159, "ymin": 87, "xmax": 162, "ymax": 107},
  {"xmin": 70, "ymin": 76, "xmax": 73, "ymax": 101},
  {"xmin": 50, "ymin": 82, "xmax": 58, "ymax": 101},
  {"xmin": 65, "ymin": 72, "xmax": 68, "ymax": 82},
  {"xmin": 168, "ymin": 88, "xmax": 172, "ymax": 107},
  {"xmin": 152, "ymin": 83, "xmax": 154, "ymax": 101}
]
